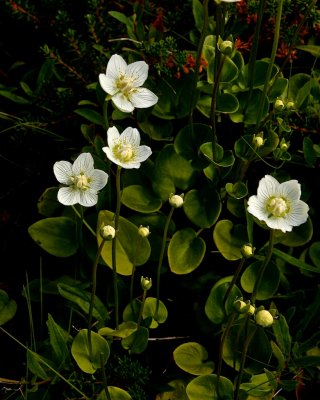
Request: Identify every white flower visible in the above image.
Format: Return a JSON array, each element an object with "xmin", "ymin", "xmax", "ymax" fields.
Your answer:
[
  {"xmin": 99, "ymin": 54, "xmax": 158, "ymax": 113},
  {"xmin": 247, "ymin": 175, "xmax": 309, "ymax": 233},
  {"xmin": 53, "ymin": 153, "xmax": 109, "ymax": 207},
  {"xmin": 100, "ymin": 224, "xmax": 116, "ymax": 240},
  {"xmin": 102, "ymin": 126, "xmax": 152, "ymax": 169},
  {"xmin": 169, "ymin": 194, "xmax": 184, "ymax": 208}
]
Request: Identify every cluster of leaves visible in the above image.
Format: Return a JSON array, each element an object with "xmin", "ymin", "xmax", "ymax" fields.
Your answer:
[{"xmin": 1, "ymin": 1, "xmax": 320, "ymax": 400}]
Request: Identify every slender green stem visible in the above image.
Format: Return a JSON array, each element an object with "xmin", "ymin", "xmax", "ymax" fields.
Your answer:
[
  {"xmin": 155, "ymin": 206, "xmax": 175, "ymax": 318},
  {"xmin": 112, "ymin": 166, "xmax": 122, "ymax": 330},
  {"xmin": 71, "ymin": 205, "xmax": 96, "ymax": 237},
  {"xmin": 234, "ymin": 318, "xmax": 257, "ymax": 400},
  {"xmin": 251, "ymin": 229, "xmax": 275, "ymax": 304},
  {"xmin": 137, "ymin": 289, "xmax": 147, "ymax": 328},
  {"xmin": 100, "ymin": 353, "xmax": 112, "ymax": 400},
  {"xmin": 223, "ymin": 258, "xmax": 245, "ymax": 305},
  {"xmin": 87, "ymin": 238, "xmax": 106, "ymax": 360},
  {"xmin": 217, "ymin": 312, "xmax": 236, "ymax": 386},
  {"xmin": 255, "ymin": 0, "xmax": 284, "ymax": 131},
  {"xmin": 188, "ymin": 0, "xmax": 209, "ymax": 124},
  {"xmin": 103, "ymin": 99, "xmax": 110, "ymax": 130}
]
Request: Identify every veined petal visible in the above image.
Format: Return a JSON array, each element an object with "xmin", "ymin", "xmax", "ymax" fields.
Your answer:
[
  {"xmin": 121, "ymin": 127, "xmax": 141, "ymax": 147},
  {"xmin": 118, "ymin": 160, "xmax": 141, "ymax": 169},
  {"xmin": 106, "ymin": 54, "xmax": 127, "ymax": 81},
  {"xmin": 247, "ymin": 195, "xmax": 269, "ymax": 221},
  {"xmin": 79, "ymin": 189, "xmax": 98, "ymax": 207},
  {"xmin": 285, "ymin": 200, "xmax": 309, "ymax": 226},
  {"xmin": 90, "ymin": 169, "xmax": 109, "ymax": 191},
  {"xmin": 72, "ymin": 153, "xmax": 94, "ymax": 175},
  {"xmin": 54, "ymin": 161, "xmax": 73, "ymax": 184},
  {"xmin": 133, "ymin": 145, "xmax": 152, "ymax": 163},
  {"xmin": 129, "ymin": 88, "xmax": 158, "ymax": 109},
  {"xmin": 257, "ymin": 175, "xmax": 280, "ymax": 201},
  {"xmin": 57, "ymin": 187, "xmax": 80, "ymax": 206},
  {"xmin": 99, "ymin": 73, "xmax": 118, "ymax": 96},
  {"xmin": 266, "ymin": 216, "xmax": 293, "ymax": 233},
  {"xmin": 279, "ymin": 180, "xmax": 301, "ymax": 201},
  {"xmin": 126, "ymin": 61, "xmax": 149, "ymax": 86},
  {"xmin": 112, "ymin": 92, "xmax": 135, "ymax": 113},
  {"xmin": 102, "ymin": 146, "xmax": 118, "ymax": 166},
  {"xmin": 106, "ymin": 126, "xmax": 120, "ymax": 148}
]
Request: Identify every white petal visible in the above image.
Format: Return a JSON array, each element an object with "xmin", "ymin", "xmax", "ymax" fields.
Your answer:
[
  {"xmin": 72, "ymin": 153, "xmax": 94, "ymax": 175},
  {"xmin": 247, "ymin": 195, "xmax": 268, "ymax": 221},
  {"xmin": 106, "ymin": 126, "xmax": 120, "ymax": 148},
  {"xmin": 99, "ymin": 73, "xmax": 118, "ymax": 95},
  {"xmin": 285, "ymin": 200, "xmax": 309, "ymax": 227},
  {"xmin": 102, "ymin": 146, "xmax": 120, "ymax": 166},
  {"xmin": 257, "ymin": 175, "xmax": 280, "ymax": 201},
  {"xmin": 90, "ymin": 169, "xmax": 109, "ymax": 191},
  {"xmin": 129, "ymin": 88, "xmax": 158, "ymax": 109},
  {"xmin": 57, "ymin": 187, "xmax": 80, "ymax": 206},
  {"xmin": 121, "ymin": 127, "xmax": 141, "ymax": 147},
  {"xmin": 265, "ymin": 216, "xmax": 293, "ymax": 233},
  {"xmin": 134, "ymin": 145, "xmax": 152, "ymax": 163},
  {"xmin": 126, "ymin": 61, "xmax": 149, "ymax": 87},
  {"xmin": 79, "ymin": 190, "xmax": 98, "ymax": 207},
  {"xmin": 118, "ymin": 160, "xmax": 141, "ymax": 169},
  {"xmin": 279, "ymin": 180, "xmax": 301, "ymax": 201},
  {"xmin": 53, "ymin": 161, "xmax": 73, "ymax": 184},
  {"xmin": 106, "ymin": 54, "xmax": 127, "ymax": 80},
  {"xmin": 112, "ymin": 92, "xmax": 135, "ymax": 113}
]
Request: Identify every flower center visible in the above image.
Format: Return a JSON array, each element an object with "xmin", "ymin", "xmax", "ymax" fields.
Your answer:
[
  {"xmin": 116, "ymin": 76, "xmax": 134, "ymax": 95},
  {"xmin": 113, "ymin": 140, "xmax": 135, "ymax": 163},
  {"xmin": 266, "ymin": 196, "xmax": 289, "ymax": 217},
  {"xmin": 72, "ymin": 174, "xmax": 90, "ymax": 191}
]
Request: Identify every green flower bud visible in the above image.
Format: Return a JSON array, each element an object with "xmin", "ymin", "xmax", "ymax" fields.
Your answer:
[
  {"xmin": 280, "ymin": 138, "xmax": 290, "ymax": 151},
  {"xmin": 274, "ymin": 99, "xmax": 285, "ymax": 111},
  {"xmin": 252, "ymin": 134, "xmax": 265, "ymax": 148},
  {"xmin": 255, "ymin": 309, "xmax": 274, "ymax": 328},
  {"xmin": 100, "ymin": 224, "xmax": 115, "ymax": 240},
  {"xmin": 233, "ymin": 299, "xmax": 248, "ymax": 313},
  {"xmin": 169, "ymin": 193, "xmax": 184, "ymax": 208},
  {"xmin": 219, "ymin": 40, "xmax": 233, "ymax": 56},
  {"xmin": 286, "ymin": 101, "xmax": 295, "ymax": 110},
  {"xmin": 248, "ymin": 304, "xmax": 256, "ymax": 315},
  {"xmin": 241, "ymin": 243, "xmax": 255, "ymax": 259},
  {"xmin": 141, "ymin": 276, "xmax": 152, "ymax": 291},
  {"xmin": 138, "ymin": 226, "xmax": 150, "ymax": 238}
]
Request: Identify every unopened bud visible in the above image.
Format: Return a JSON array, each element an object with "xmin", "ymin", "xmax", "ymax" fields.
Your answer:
[
  {"xmin": 169, "ymin": 194, "xmax": 184, "ymax": 208},
  {"xmin": 138, "ymin": 226, "xmax": 150, "ymax": 238},
  {"xmin": 100, "ymin": 224, "xmax": 115, "ymax": 240},
  {"xmin": 252, "ymin": 134, "xmax": 265, "ymax": 148},
  {"xmin": 286, "ymin": 101, "xmax": 295, "ymax": 110},
  {"xmin": 219, "ymin": 40, "xmax": 233, "ymax": 56},
  {"xmin": 274, "ymin": 99, "xmax": 285, "ymax": 111},
  {"xmin": 233, "ymin": 299, "xmax": 248, "ymax": 313},
  {"xmin": 141, "ymin": 276, "xmax": 152, "ymax": 291},
  {"xmin": 255, "ymin": 310, "xmax": 274, "ymax": 328},
  {"xmin": 241, "ymin": 243, "xmax": 255, "ymax": 259}
]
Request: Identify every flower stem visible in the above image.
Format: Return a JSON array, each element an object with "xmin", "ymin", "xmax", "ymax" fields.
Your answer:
[
  {"xmin": 155, "ymin": 206, "xmax": 175, "ymax": 319},
  {"xmin": 71, "ymin": 205, "xmax": 96, "ymax": 237},
  {"xmin": 112, "ymin": 166, "xmax": 122, "ymax": 330},
  {"xmin": 223, "ymin": 257, "xmax": 245, "ymax": 305},
  {"xmin": 87, "ymin": 238, "xmax": 106, "ymax": 360},
  {"xmin": 137, "ymin": 289, "xmax": 148, "ymax": 329},
  {"xmin": 251, "ymin": 229, "xmax": 275, "ymax": 304}
]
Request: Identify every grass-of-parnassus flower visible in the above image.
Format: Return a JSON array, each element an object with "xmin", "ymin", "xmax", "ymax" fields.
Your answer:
[
  {"xmin": 247, "ymin": 175, "xmax": 309, "ymax": 233},
  {"xmin": 99, "ymin": 54, "xmax": 158, "ymax": 113},
  {"xmin": 102, "ymin": 126, "xmax": 152, "ymax": 169},
  {"xmin": 53, "ymin": 153, "xmax": 108, "ymax": 207}
]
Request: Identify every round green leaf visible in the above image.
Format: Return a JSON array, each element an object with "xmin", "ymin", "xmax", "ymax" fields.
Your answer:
[
  {"xmin": 97, "ymin": 210, "xmax": 151, "ymax": 275},
  {"xmin": 225, "ymin": 182, "xmax": 248, "ymax": 199},
  {"xmin": 200, "ymin": 142, "xmax": 235, "ymax": 167},
  {"xmin": 173, "ymin": 342, "xmax": 214, "ymax": 375},
  {"xmin": 121, "ymin": 185, "xmax": 162, "ymax": 213},
  {"xmin": 174, "ymin": 123, "xmax": 212, "ymax": 168},
  {"xmin": 138, "ymin": 115, "xmax": 173, "ymax": 141},
  {"xmin": 157, "ymin": 379, "xmax": 189, "ymax": 400},
  {"xmin": 0, "ymin": 290, "xmax": 17, "ymax": 326},
  {"xmin": 309, "ymin": 241, "xmax": 320, "ymax": 269},
  {"xmin": 28, "ymin": 217, "xmax": 78, "ymax": 257},
  {"xmin": 230, "ymin": 90, "xmax": 269, "ymax": 125},
  {"xmin": 205, "ymin": 277, "xmax": 242, "ymax": 325},
  {"xmin": 71, "ymin": 329, "xmax": 110, "ymax": 374},
  {"xmin": 279, "ymin": 218, "xmax": 313, "ymax": 247},
  {"xmin": 220, "ymin": 57, "xmax": 239, "ymax": 83},
  {"xmin": 216, "ymin": 92, "xmax": 239, "ymax": 113},
  {"xmin": 223, "ymin": 322, "xmax": 272, "ymax": 373},
  {"xmin": 107, "ymin": 386, "xmax": 133, "ymax": 400},
  {"xmin": 186, "ymin": 374, "xmax": 234, "ymax": 400},
  {"xmin": 240, "ymin": 261, "xmax": 280, "ymax": 300},
  {"xmin": 168, "ymin": 228, "xmax": 206, "ymax": 274},
  {"xmin": 184, "ymin": 187, "xmax": 222, "ymax": 228},
  {"xmin": 213, "ymin": 220, "xmax": 248, "ymax": 260},
  {"xmin": 121, "ymin": 326, "xmax": 149, "ymax": 355},
  {"xmin": 152, "ymin": 144, "xmax": 197, "ymax": 201},
  {"xmin": 143, "ymin": 297, "xmax": 168, "ymax": 328}
]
